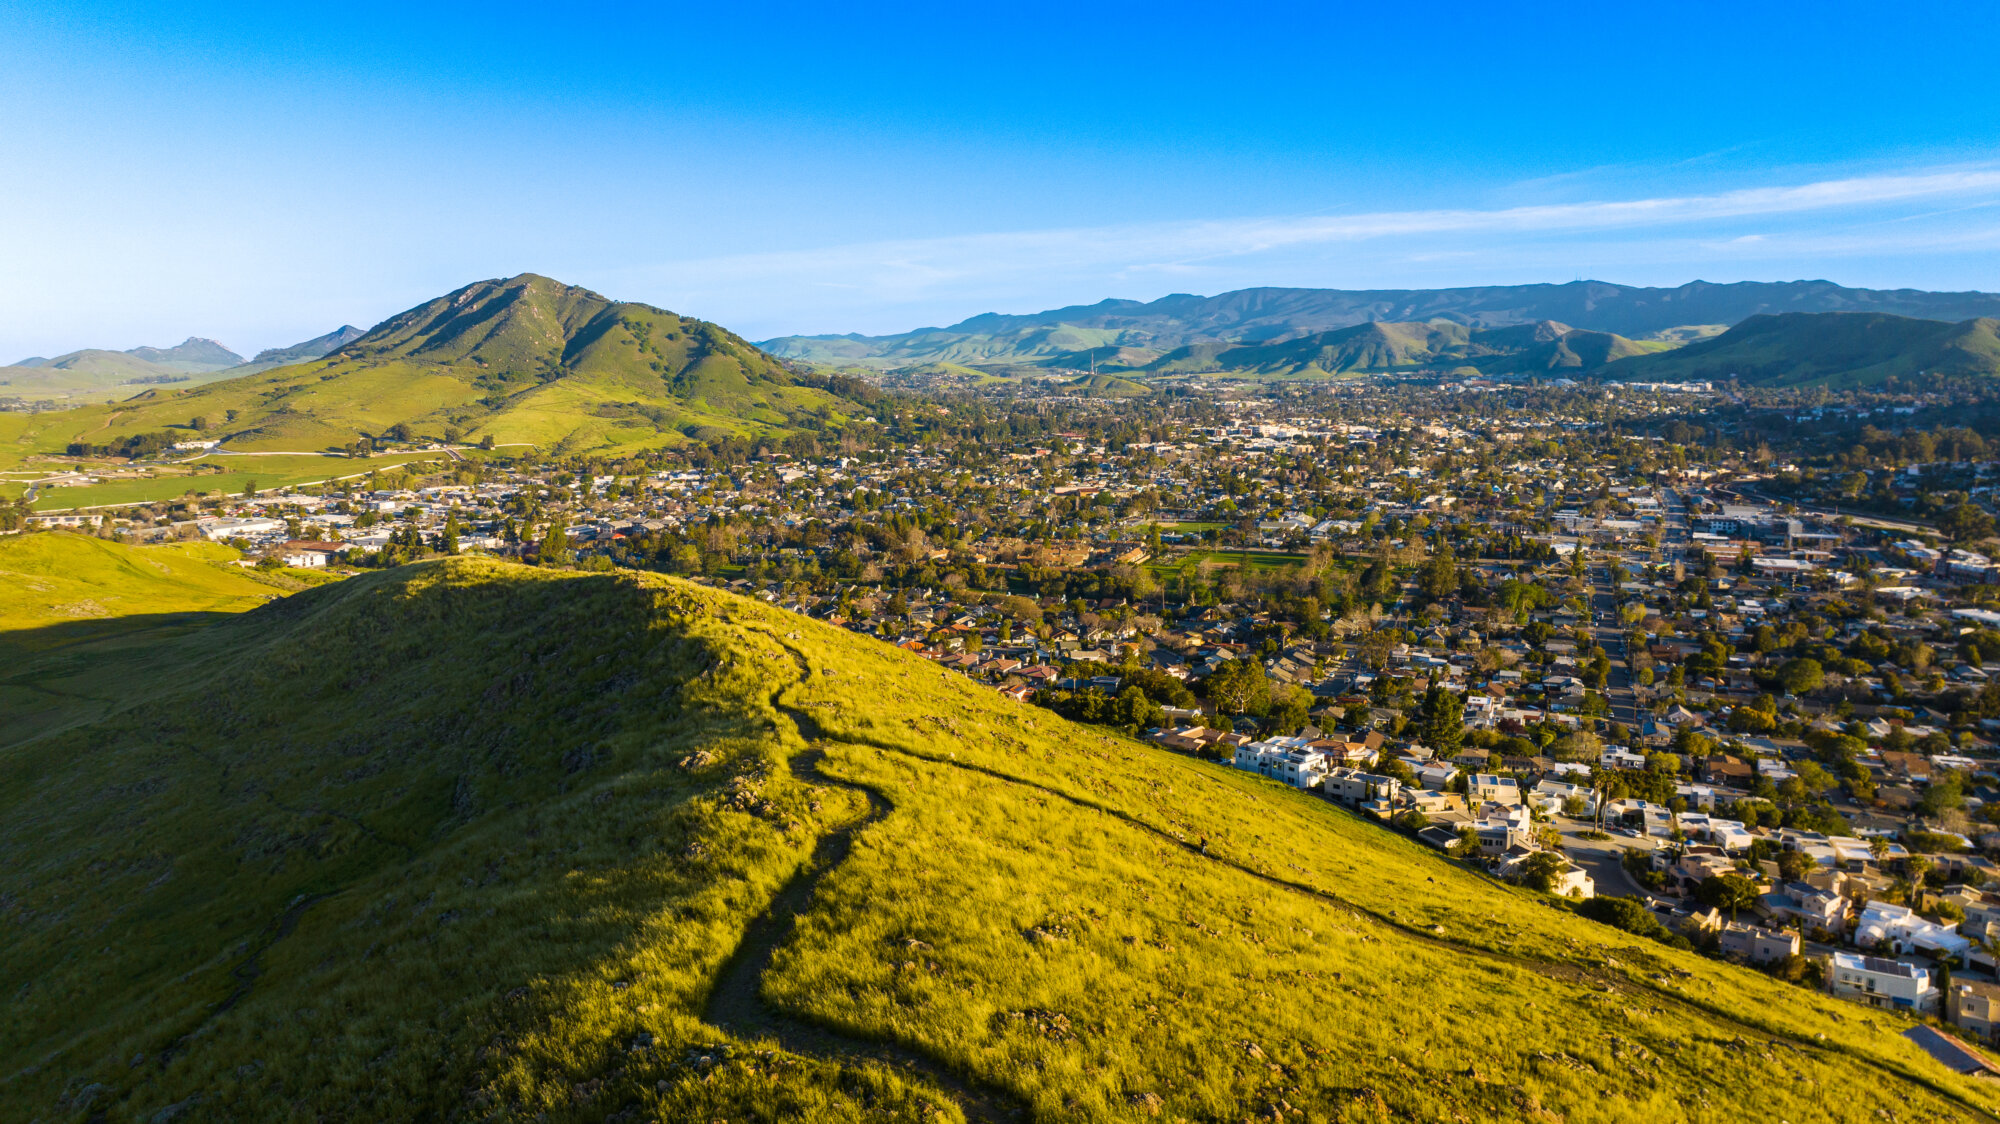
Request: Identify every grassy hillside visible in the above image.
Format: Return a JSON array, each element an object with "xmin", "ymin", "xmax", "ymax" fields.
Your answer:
[
  {"xmin": 0, "ymin": 532, "xmax": 275, "ymax": 636},
  {"xmin": 3, "ymin": 557, "xmax": 1995, "ymax": 1122},
  {"xmin": 1145, "ymin": 320, "xmax": 1668, "ymax": 377},
  {"xmin": 0, "ymin": 533, "xmax": 285, "ymax": 747},
  {"xmin": 1063, "ymin": 372, "xmax": 1151, "ymax": 397},
  {"xmin": 1604, "ymin": 312, "xmax": 2000, "ymax": 387},
  {"xmin": 4, "ymin": 275, "xmax": 867, "ymax": 462}
]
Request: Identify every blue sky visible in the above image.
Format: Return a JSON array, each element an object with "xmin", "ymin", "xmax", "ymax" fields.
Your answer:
[{"xmin": 3, "ymin": 0, "xmax": 1999, "ymax": 358}]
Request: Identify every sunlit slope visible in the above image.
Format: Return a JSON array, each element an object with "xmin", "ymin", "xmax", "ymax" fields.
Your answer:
[
  {"xmin": 0, "ymin": 532, "xmax": 275, "ymax": 638},
  {"xmin": 2, "ymin": 559, "xmax": 1993, "ymax": 1123},
  {"xmin": 0, "ymin": 533, "xmax": 285, "ymax": 783},
  {"xmin": 1604, "ymin": 312, "xmax": 2000, "ymax": 387},
  {"xmin": 9, "ymin": 274, "xmax": 864, "ymax": 459}
]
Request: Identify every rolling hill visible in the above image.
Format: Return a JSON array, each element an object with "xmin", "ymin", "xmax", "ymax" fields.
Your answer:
[
  {"xmin": 3, "ymin": 551, "xmax": 1996, "ymax": 1122},
  {"xmin": 7, "ymin": 274, "xmax": 871, "ymax": 459},
  {"xmin": 1603, "ymin": 312, "xmax": 2000, "ymax": 387},
  {"xmin": 762, "ymin": 280, "xmax": 2000, "ymax": 369},
  {"xmin": 0, "ymin": 330, "xmax": 369, "ymax": 401},
  {"xmin": 0, "ymin": 338, "xmax": 247, "ymax": 400},
  {"xmin": 1143, "ymin": 319, "xmax": 1667, "ymax": 377}
]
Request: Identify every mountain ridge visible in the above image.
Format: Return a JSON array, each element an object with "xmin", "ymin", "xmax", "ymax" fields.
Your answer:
[{"xmin": 763, "ymin": 279, "xmax": 2000, "ymax": 369}]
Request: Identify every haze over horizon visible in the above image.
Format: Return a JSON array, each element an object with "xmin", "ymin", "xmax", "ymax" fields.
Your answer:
[{"xmin": 4, "ymin": 1, "xmax": 1999, "ymax": 358}]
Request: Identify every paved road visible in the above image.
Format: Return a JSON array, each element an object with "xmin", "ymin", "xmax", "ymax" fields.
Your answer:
[{"xmin": 1557, "ymin": 817, "xmax": 1654, "ymax": 898}]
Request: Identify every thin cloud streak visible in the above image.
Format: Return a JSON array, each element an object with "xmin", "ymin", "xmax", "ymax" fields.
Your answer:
[{"xmin": 642, "ymin": 168, "xmax": 2000, "ymax": 290}]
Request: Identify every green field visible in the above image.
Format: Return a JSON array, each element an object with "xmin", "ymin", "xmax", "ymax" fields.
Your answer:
[
  {"xmin": 25, "ymin": 452, "xmax": 448, "ymax": 510},
  {"xmin": 1147, "ymin": 547, "xmax": 1311, "ymax": 580},
  {"xmin": 2, "ymin": 554, "xmax": 1993, "ymax": 1121}
]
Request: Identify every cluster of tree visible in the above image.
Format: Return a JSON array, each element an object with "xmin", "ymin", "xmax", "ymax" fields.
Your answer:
[
  {"xmin": 1576, "ymin": 895, "xmax": 1692, "ymax": 949},
  {"xmin": 1033, "ymin": 685, "xmax": 1164, "ymax": 733},
  {"xmin": 66, "ymin": 430, "xmax": 183, "ymax": 459}
]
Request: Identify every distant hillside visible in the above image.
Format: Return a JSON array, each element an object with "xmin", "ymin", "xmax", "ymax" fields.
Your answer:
[
  {"xmin": 227, "ymin": 324, "xmax": 368, "ymax": 375},
  {"xmin": 763, "ymin": 279, "xmax": 2000, "ymax": 368},
  {"xmin": 1603, "ymin": 312, "xmax": 2000, "ymax": 387},
  {"xmin": 11, "ymin": 336, "xmax": 245, "ymax": 375},
  {"xmin": 4, "ymin": 555, "xmax": 1994, "ymax": 1121},
  {"xmin": 0, "ymin": 331, "xmax": 371, "ymax": 399},
  {"xmin": 13, "ymin": 274, "xmax": 871, "ymax": 456},
  {"xmin": 0, "ymin": 337, "xmax": 249, "ymax": 398},
  {"xmin": 1063, "ymin": 371, "xmax": 1151, "ymax": 396},
  {"xmin": 1144, "ymin": 319, "xmax": 1667, "ymax": 376}
]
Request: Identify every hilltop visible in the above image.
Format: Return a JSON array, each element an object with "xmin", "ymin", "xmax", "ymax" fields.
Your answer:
[
  {"xmin": 5, "ymin": 275, "xmax": 872, "ymax": 459},
  {"xmin": 11, "ymin": 337, "xmax": 245, "ymax": 375},
  {"xmin": 2, "ymin": 555, "xmax": 1993, "ymax": 1122},
  {"xmin": 1603, "ymin": 312, "xmax": 2000, "ymax": 387},
  {"xmin": 761, "ymin": 279, "xmax": 2000, "ymax": 369}
]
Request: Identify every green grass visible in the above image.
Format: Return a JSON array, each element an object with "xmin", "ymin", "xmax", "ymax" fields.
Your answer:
[
  {"xmin": 1603, "ymin": 312, "xmax": 2000, "ymax": 387},
  {"xmin": 0, "ymin": 532, "xmax": 275, "ymax": 637},
  {"xmin": 0, "ymin": 533, "xmax": 288, "ymax": 747},
  {"xmin": 2, "ymin": 556, "xmax": 1995, "ymax": 1122},
  {"xmin": 26, "ymin": 453, "xmax": 444, "ymax": 510},
  {"xmin": 1146, "ymin": 548, "xmax": 1310, "ymax": 581}
]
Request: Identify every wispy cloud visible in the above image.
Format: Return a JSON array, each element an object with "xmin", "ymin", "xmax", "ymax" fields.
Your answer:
[
  {"xmin": 605, "ymin": 166, "xmax": 2000, "ymax": 335},
  {"xmin": 657, "ymin": 168, "xmax": 2000, "ymax": 282}
]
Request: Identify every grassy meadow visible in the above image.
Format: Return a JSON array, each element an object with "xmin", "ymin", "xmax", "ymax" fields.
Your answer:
[
  {"xmin": 0, "ymin": 554, "xmax": 1993, "ymax": 1122},
  {"xmin": 23, "ymin": 452, "xmax": 446, "ymax": 510}
]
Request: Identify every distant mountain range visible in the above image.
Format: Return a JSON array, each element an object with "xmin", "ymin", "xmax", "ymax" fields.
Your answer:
[
  {"xmin": 1, "ymin": 327, "xmax": 365, "ymax": 397},
  {"xmin": 25, "ymin": 274, "xmax": 873, "ymax": 456},
  {"xmin": 762, "ymin": 279, "xmax": 2000, "ymax": 371},
  {"xmin": 8, "ymin": 337, "xmax": 245, "ymax": 382},
  {"xmin": 1139, "ymin": 319, "xmax": 1671, "ymax": 378}
]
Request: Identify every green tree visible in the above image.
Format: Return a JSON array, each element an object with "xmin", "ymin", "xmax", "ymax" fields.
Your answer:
[
  {"xmin": 1518, "ymin": 850, "xmax": 1568, "ymax": 893},
  {"xmin": 1940, "ymin": 502, "xmax": 1996, "ymax": 545},
  {"xmin": 1415, "ymin": 684, "xmax": 1465, "ymax": 753},
  {"xmin": 1776, "ymin": 849, "xmax": 1814, "ymax": 883},
  {"xmin": 538, "ymin": 517, "xmax": 573, "ymax": 566},
  {"xmin": 1775, "ymin": 657, "xmax": 1824, "ymax": 696},
  {"xmin": 1697, "ymin": 873, "xmax": 1762, "ymax": 921}
]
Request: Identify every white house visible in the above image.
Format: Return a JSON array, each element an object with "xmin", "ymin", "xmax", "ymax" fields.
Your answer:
[
  {"xmin": 1677, "ymin": 812, "xmax": 1754, "ymax": 852},
  {"xmin": 1828, "ymin": 951, "xmax": 1938, "ymax": 1014},
  {"xmin": 201, "ymin": 516, "xmax": 285, "ymax": 540},
  {"xmin": 1321, "ymin": 767, "xmax": 1401, "ymax": 810},
  {"xmin": 1234, "ymin": 737, "xmax": 1329, "ymax": 789},
  {"xmin": 1415, "ymin": 763, "xmax": 1459, "ymax": 791},
  {"xmin": 1854, "ymin": 902, "xmax": 1973, "ymax": 960},
  {"xmin": 1534, "ymin": 778, "xmax": 1595, "ymax": 814}
]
